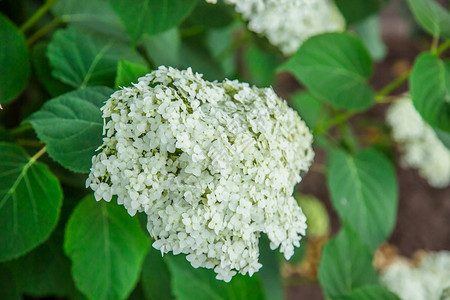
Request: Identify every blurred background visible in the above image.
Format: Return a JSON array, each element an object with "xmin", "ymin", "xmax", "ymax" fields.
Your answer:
[{"xmin": 283, "ymin": 1, "xmax": 450, "ymax": 298}]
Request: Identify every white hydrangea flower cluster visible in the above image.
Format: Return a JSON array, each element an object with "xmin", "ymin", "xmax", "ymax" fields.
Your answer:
[
  {"xmin": 386, "ymin": 96, "xmax": 450, "ymax": 188},
  {"xmin": 205, "ymin": 0, "xmax": 345, "ymax": 55},
  {"xmin": 87, "ymin": 66, "xmax": 314, "ymax": 282},
  {"xmin": 381, "ymin": 251, "xmax": 450, "ymax": 300}
]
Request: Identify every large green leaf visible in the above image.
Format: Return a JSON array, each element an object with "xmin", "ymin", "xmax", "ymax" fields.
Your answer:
[
  {"xmin": 205, "ymin": 24, "xmax": 240, "ymax": 78},
  {"xmin": 0, "ymin": 126, "xmax": 13, "ymax": 142},
  {"xmin": 258, "ymin": 235, "xmax": 284, "ymax": 300},
  {"xmin": 290, "ymin": 92, "xmax": 326, "ymax": 129},
  {"xmin": 140, "ymin": 29, "xmax": 181, "ymax": 67},
  {"xmin": 64, "ymin": 195, "xmax": 150, "ymax": 300},
  {"xmin": 32, "ymin": 42, "xmax": 72, "ymax": 97},
  {"xmin": 115, "ymin": 60, "xmax": 149, "ymax": 89},
  {"xmin": 340, "ymin": 285, "xmax": 400, "ymax": 300},
  {"xmin": 244, "ymin": 44, "xmax": 280, "ymax": 87},
  {"xmin": 141, "ymin": 247, "xmax": 174, "ymax": 300},
  {"xmin": 327, "ymin": 148, "xmax": 398, "ymax": 250},
  {"xmin": 52, "ymin": 0, "xmax": 127, "ymax": 40},
  {"xmin": 0, "ymin": 266, "xmax": 21, "ymax": 300},
  {"xmin": 47, "ymin": 27, "xmax": 144, "ymax": 88},
  {"xmin": 188, "ymin": 0, "xmax": 234, "ymax": 28},
  {"xmin": 318, "ymin": 226, "xmax": 378, "ymax": 299},
  {"xmin": 110, "ymin": 0, "xmax": 198, "ymax": 42},
  {"xmin": 180, "ymin": 41, "xmax": 225, "ymax": 81},
  {"xmin": 434, "ymin": 127, "xmax": 450, "ymax": 150},
  {"xmin": 406, "ymin": 0, "xmax": 450, "ymax": 38},
  {"xmin": 165, "ymin": 255, "xmax": 265, "ymax": 300},
  {"xmin": 281, "ymin": 33, "xmax": 374, "ymax": 111},
  {"xmin": 410, "ymin": 53, "xmax": 450, "ymax": 132},
  {"xmin": 0, "ymin": 143, "xmax": 62, "ymax": 261},
  {"xmin": 0, "ymin": 13, "xmax": 30, "ymax": 105},
  {"xmin": 335, "ymin": 0, "xmax": 389, "ymax": 24},
  {"xmin": 9, "ymin": 229, "xmax": 76, "ymax": 297},
  {"xmin": 27, "ymin": 87, "xmax": 113, "ymax": 173},
  {"xmin": 354, "ymin": 16, "xmax": 387, "ymax": 61}
]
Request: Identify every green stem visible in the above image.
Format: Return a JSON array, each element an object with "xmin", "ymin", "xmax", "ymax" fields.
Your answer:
[
  {"xmin": 436, "ymin": 39, "xmax": 450, "ymax": 56},
  {"xmin": 313, "ymin": 110, "xmax": 354, "ymax": 135},
  {"xmin": 375, "ymin": 71, "xmax": 410, "ymax": 101},
  {"xmin": 30, "ymin": 145, "xmax": 47, "ymax": 162},
  {"xmin": 10, "ymin": 123, "xmax": 32, "ymax": 136},
  {"xmin": 376, "ymin": 95, "xmax": 400, "ymax": 104},
  {"xmin": 431, "ymin": 35, "xmax": 439, "ymax": 54},
  {"xmin": 179, "ymin": 26, "xmax": 205, "ymax": 38},
  {"xmin": 16, "ymin": 139, "xmax": 45, "ymax": 148},
  {"xmin": 27, "ymin": 17, "xmax": 63, "ymax": 46},
  {"xmin": 338, "ymin": 121, "xmax": 357, "ymax": 153},
  {"xmin": 20, "ymin": 0, "xmax": 59, "ymax": 33}
]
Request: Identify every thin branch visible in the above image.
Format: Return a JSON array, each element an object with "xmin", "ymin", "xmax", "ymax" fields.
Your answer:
[{"xmin": 20, "ymin": 0, "xmax": 59, "ymax": 33}]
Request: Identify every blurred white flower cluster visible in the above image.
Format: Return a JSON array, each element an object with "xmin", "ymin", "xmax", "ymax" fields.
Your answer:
[
  {"xmin": 386, "ymin": 96, "xmax": 450, "ymax": 188},
  {"xmin": 87, "ymin": 66, "xmax": 314, "ymax": 281},
  {"xmin": 205, "ymin": 0, "xmax": 345, "ymax": 55},
  {"xmin": 381, "ymin": 251, "xmax": 450, "ymax": 300}
]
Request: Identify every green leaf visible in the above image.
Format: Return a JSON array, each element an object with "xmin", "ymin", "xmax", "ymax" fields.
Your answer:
[
  {"xmin": 327, "ymin": 148, "xmax": 398, "ymax": 250},
  {"xmin": 9, "ymin": 229, "xmax": 76, "ymax": 297},
  {"xmin": 281, "ymin": 33, "xmax": 374, "ymax": 111},
  {"xmin": 180, "ymin": 41, "xmax": 225, "ymax": 81},
  {"xmin": 244, "ymin": 44, "xmax": 280, "ymax": 87},
  {"xmin": 339, "ymin": 285, "xmax": 400, "ymax": 300},
  {"xmin": 188, "ymin": 0, "xmax": 234, "ymax": 28},
  {"xmin": 410, "ymin": 53, "xmax": 450, "ymax": 132},
  {"xmin": 52, "ymin": 0, "xmax": 127, "ymax": 40},
  {"xmin": 32, "ymin": 42, "xmax": 72, "ymax": 97},
  {"xmin": 128, "ymin": 285, "xmax": 146, "ymax": 300},
  {"xmin": 0, "ymin": 13, "xmax": 30, "ymax": 105},
  {"xmin": 205, "ymin": 23, "xmax": 241, "ymax": 77},
  {"xmin": 335, "ymin": 0, "xmax": 389, "ymax": 24},
  {"xmin": 434, "ymin": 127, "xmax": 450, "ymax": 150},
  {"xmin": 165, "ymin": 255, "xmax": 265, "ymax": 300},
  {"xmin": 0, "ymin": 126, "xmax": 13, "ymax": 142},
  {"xmin": 354, "ymin": 16, "xmax": 387, "ymax": 61},
  {"xmin": 140, "ymin": 29, "xmax": 180, "ymax": 67},
  {"xmin": 406, "ymin": 0, "xmax": 450, "ymax": 38},
  {"xmin": 0, "ymin": 266, "xmax": 21, "ymax": 300},
  {"xmin": 318, "ymin": 226, "xmax": 378, "ymax": 299},
  {"xmin": 47, "ymin": 27, "xmax": 144, "ymax": 88},
  {"xmin": 290, "ymin": 92, "xmax": 326, "ymax": 129},
  {"xmin": 115, "ymin": 60, "xmax": 150, "ymax": 89},
  {"xmin": 141, "ymin": 247, "xmax": 174, "ymax": 300},
  {"xmin": 64, "ymin": 195, "xmax": 150, "ymax": 300},
  {"xmin": 0, "ymin": 143, "xmax": 62, "ymax": 261},
  {"xmin": 27, "ymin": 87, "xmax": 113, "ymax": 173},
  {"xmin": 110, "ymin": 0, "xmax": 198, "ymax": 42},
  {"xmin": 258, "ymin": 235, "xmax": 284, "ymax": 300}
]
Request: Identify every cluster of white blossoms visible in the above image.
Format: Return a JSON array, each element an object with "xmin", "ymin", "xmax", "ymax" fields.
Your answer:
[
  {"xmin": 386, "ymin": 96, "xmax": 450, "ymax": 188},
  {"xmin": 87, "ymin": 66, "xmax": 314, "ymax": 281},
  {"xmin": 205, "ymin": 0, "xmax": 345, "ymax": 55},
  {"xmin": 381, "ymin": 251, "xmax": 450, "ymax": 300}
]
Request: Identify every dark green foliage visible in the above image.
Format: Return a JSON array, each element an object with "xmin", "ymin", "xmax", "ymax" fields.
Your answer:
[
  {"xmin": 0, "ymin": 143, "xmax": 62, "ymax": 262},
  {"xmin": 281, "ymin": 33, "xmax": 374, "ymax": 111},
  {"xmin": 0, "ymin": 13, "xmax": 30, "ymax": 105}
]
